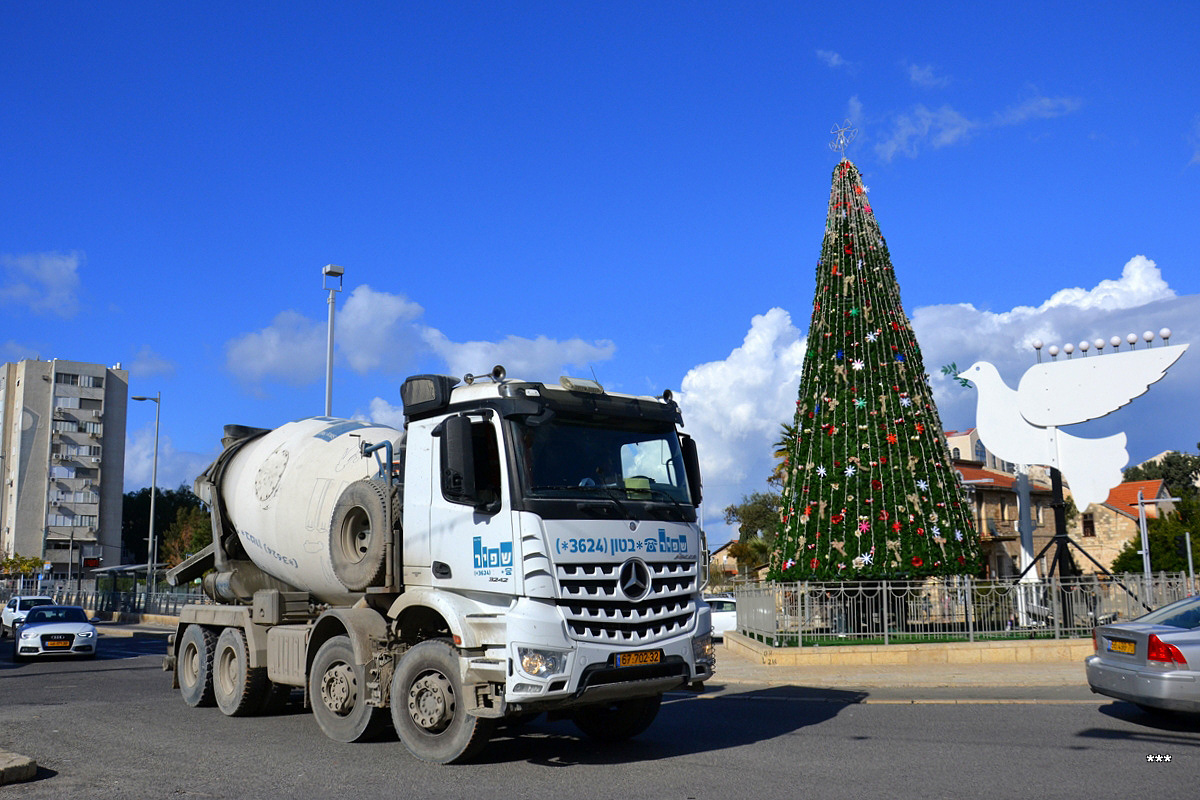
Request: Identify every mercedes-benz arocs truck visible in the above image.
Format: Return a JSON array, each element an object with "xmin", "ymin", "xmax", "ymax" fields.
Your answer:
[{"xmin": 163, "ymin": 369, "xmax": 713, "ymax": 763}]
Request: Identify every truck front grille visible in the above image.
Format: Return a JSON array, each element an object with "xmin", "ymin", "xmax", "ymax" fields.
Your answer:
[{"xmin": 556, "ymin": 561, "xmax": 697, "ymax": 646}]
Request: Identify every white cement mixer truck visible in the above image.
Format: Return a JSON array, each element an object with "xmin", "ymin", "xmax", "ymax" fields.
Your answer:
[{"xmin": 163, "ymin": 369, "xmax": 713, "ymax": 763}]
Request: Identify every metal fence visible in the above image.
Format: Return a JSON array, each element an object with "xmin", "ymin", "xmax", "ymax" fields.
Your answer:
[
  {"xmin": 1, "ymin": 579, "xmax": 206, "ymax": 617},
  {"xmin": 733, "ymin": 572, "xmax": 1197, "ymax": 647}
]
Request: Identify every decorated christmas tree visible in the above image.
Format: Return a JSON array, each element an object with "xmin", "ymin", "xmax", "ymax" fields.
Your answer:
[{"xmin": 771, "ymin": 157, "xmax": 981, "ymax": 581}]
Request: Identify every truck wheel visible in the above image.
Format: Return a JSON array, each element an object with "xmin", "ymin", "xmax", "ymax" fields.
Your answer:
[
  {"xmin": 571, "ymin": 694, "xmax": 662, "ymax": 742},
  {"xmin": 329, "ymin": 479, "xmax": 394, "ymax": 591},
  {"xmin": 390, "ymin": 640, "xmax": 495, "ymax": 764},
  {"xmin": 178, "ymin": 624, "xmax": 218, "ymax": 708},
  {"xmin": 213, "ymin": 628, "xmax": 268, "ymax": 717},
  {"xmin": 309, "ymin": 635, "xmax": 387, "ymax": 743}
]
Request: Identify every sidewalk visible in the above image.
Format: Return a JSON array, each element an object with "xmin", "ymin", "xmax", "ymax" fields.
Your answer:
[{"xmin": 713, "ymin": 632, "xmax": 1091, "ymax": 689}]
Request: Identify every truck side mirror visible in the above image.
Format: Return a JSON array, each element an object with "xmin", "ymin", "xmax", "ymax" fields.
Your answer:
[
  {"xmin": 681, "ymin": 435, "xmax": 703, "ymax": 507},
  {"xmin": 440, "ymin": 415, "xmax": 478, "ymax": 504}
]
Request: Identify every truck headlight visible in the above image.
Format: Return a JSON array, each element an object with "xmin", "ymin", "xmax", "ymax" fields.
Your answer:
[
  {"xmin": 692, "ymin": 632, "xmax": 714, "ymax": 664},
  {"xmin": 518, "ymin": 647, "xmax": 567, "ymax": 678}
]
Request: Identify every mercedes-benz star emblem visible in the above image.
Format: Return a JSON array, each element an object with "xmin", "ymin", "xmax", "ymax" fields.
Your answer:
[{"xmin": 618, "ymin": 558, "xmax": 651, "ymax": 602}]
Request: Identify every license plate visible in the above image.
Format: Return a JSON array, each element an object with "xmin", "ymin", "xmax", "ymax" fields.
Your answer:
[
  {"xmin": 46, "ymin": 639, "xmax": 71, "ymax": 648},
  {"xmin": 1108, "ymin": 639, "xmax": 1135, "ymax": 655},
  {"xmin": 616, "ymin": 650, "xmax": 662, "ymax": 667}
]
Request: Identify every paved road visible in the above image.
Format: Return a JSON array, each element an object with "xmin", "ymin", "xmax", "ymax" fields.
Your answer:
[{"xmin": 2, "ymin": 627, "xmax": 1197, "ymax": 799}]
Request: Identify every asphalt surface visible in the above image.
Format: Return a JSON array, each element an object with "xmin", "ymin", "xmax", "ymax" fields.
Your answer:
[{"xmin": 1, "ymin": 621, "xmax": 1099, "ymax": 786}]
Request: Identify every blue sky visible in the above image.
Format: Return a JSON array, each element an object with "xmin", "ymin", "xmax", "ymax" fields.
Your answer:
[{"xmin": 3, "ymin": 2, "xmax": 1199, "ymax": 546}]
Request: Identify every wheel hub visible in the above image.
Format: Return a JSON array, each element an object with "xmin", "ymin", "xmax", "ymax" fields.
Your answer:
[
  {"xmin": 321, "ymin": 664, "xmax": 357, "ymax": 715},
  {"xmin": 407, "ymin": 672, "xmax": 453, "ymax": 731}
]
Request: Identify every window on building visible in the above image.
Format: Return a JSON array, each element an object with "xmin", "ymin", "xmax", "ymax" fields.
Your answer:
[
  {"xmin": 952, "ymin": 447, "xmax": 960, "ymax": 459},
  {"xmin": 81, "ymin": 375, "xmax": 104, "ymax": 389},
  {"xmin": 1082, "ymin": 513, "xmax": 1095, "ymax": 538},
  {"xmin": 50, "ymin": 465, "xmax": 76, "ymax": 479},
  {"xmin": 974, "ymin": 441, "xmax": 986, "ymax": 463},
  {"xmin": 55, "ymin": 373, "xmax": 79, "ymax": 386},
  {"xmin": 54, "ymin": 395, "xmax": 80, "ymax": 409}
]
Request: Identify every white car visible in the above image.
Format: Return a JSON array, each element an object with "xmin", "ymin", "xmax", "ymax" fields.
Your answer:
[
  {"xmin": 704, "ymin": 595, "xmax": 737, "ymax": 640},
  {"xmin": 1, "ymin": 595, "xmax": 54, "ymax": 638},
  {"xmin": 13, "ymin": 605, "xmax": 99, "ymax": 660}
]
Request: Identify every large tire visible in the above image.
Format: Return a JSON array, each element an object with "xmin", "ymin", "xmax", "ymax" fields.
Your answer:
[
  {"xmin": 571, "ymin": 694, "xmax": 662, "ymax": 742},
  {"xmin": 178, "ymin": 624, "xmax": 218, "ymax": 708},
  {"xmin": 213, "ymin": 628, "xmax": 268, "ymax": 717},
  {"xmin": 329, "ymin": 479, "xmax": 395, "ymax": 591},
  {"xmin": 390, "ymin": 640, "xmax": 495, "ymax": 764},
  {"xmin": 309, "ymin": 635, "xmax": 387, "ymax": 743}
]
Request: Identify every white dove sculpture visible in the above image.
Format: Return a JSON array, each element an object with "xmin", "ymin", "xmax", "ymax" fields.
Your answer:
[{"xmin": 957, "ymin": 343, "xmax": 1188, "ymax": 511}]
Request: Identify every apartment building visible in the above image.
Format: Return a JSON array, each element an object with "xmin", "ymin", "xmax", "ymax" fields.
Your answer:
[{"xmin": 0, "ymin": 359, "xmax": 128, "ymax": 579}]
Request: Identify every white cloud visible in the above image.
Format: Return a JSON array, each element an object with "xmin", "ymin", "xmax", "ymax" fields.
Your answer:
[
  {"xmin": 364, "ymin": 396, "xmax": 407, "ymax": 429},
  {"xmin": 225, "ymin": 286, "xmax": 616, "ymax": 393},
  {"xmin": 2, "ymin": 340, "xmax": 40, "ymax": 362},
  {"xmin": 687, "ymin": 258, "xmax": 1198, "ymax": 546},
  {"xmin": 422, "ymin": 329, "xmax": 616, "ymax": 382},
  {"xmin": 846, "ymin": 95, "xmax": 863, "ymax": 126},
  {"xmin": 130, "ymin": 345, "xmax": 176, "ymax": 378},
  {"xmin": 225, "ymin": 310, "xmax": 326, "ymax": 387},
  {"xmin": 876, "ymin": 105, "xmax": 978, "ymax": 161},
  {"xmin": 0, "ymin": 251, "xmax": 83, "ymax": 317},
  {"xmin": 359, "ymin": 331, "xmax": 619, "ymax": 432},
  {"xmin": 337, "ymin": 285, "xmax": 425, "ymax": 374},
  {"xmin": 875, "ymin": 92, "xmax": 1082, "ymax": 162},
  {"xmin": 907, "ymin": 63, "xmax": 949, "ymax": 89},
  {"xmin": 994, "ymin": 94, "xmax": 1083, "ymax": 126},
  {"xmin": 1036, "ymin": 255, "xmax": 1174, "ymax": 312},
  {"xmin": 123, "ymin": 424, "xmax": 218, "ymax": 493},
  {"xmin": 675, "ymin": 308, "xmax": 806, "ymax": 541},
  {"xmin": 815, "ymin": 50, "xmax": 848, "ymax": 69}
]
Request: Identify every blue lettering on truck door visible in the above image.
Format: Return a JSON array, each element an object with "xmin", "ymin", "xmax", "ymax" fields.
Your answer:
[{"xmin": 473, "ymin": 537, "xmax": 513, "ymax": 576}]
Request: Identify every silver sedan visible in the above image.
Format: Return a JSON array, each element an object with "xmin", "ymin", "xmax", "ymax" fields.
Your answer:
[
  {"xmin": 13, "ymin": 605, "xmax": 99, "ymax": 660},
  {"xmin": 1086, "ymin": 593, "xmax": 1200, "ymax": 714}
]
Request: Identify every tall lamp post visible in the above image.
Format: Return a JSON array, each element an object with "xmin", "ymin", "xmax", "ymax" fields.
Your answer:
[
  {"xmin": 1138, "ymin": 489, "xmax": 1181, "ymax": 606},
  {"xmin": 322, "ymin": 264, "xmax": 344, "ymax": 417},
  {"xmin": 132, "ymin": 392, "xmax": 161, "ymax": 598}
]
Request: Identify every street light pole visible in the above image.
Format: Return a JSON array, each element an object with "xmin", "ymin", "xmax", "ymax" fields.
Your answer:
[
  {"xmin": 1137, "ymin": 489, "xmax": 1182, "ymax": 606},
  {"xmin": 322, "ymin": 265, "xmax": 344, "ymax": 417},
  {"xmin": 132, "ymin": 392, "xmax": 161, "ymax": 598}
]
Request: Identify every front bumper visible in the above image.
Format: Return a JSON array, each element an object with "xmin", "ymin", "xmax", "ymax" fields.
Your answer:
[{"xmin": 1085, "ymin": 654, "xmax": 1200, "ymax": 713}]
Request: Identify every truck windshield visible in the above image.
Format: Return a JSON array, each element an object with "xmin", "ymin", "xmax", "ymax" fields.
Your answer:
[{"xmin": 513, "ymin": 418, "xmax": 692, "ymax": 505}]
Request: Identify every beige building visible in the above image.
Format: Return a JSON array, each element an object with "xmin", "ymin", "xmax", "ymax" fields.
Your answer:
[
  {"xmin": 955, "ymin": 461, "xmax": 1056, "ymax": 578},
  {"xmin": 707, "ymin": 541, "xmax": 739, "ymax": 587},
  {"xmin": 1072, "ymin": 479, "xmax": 1173, "ymax": 573},
  {"xmin": 1, "ymin": 359, "xmax": 128, "ymax": 579},
  {"xmin": 946, "ymin": 428, "xmax": 1017, "ymax": 475}
]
